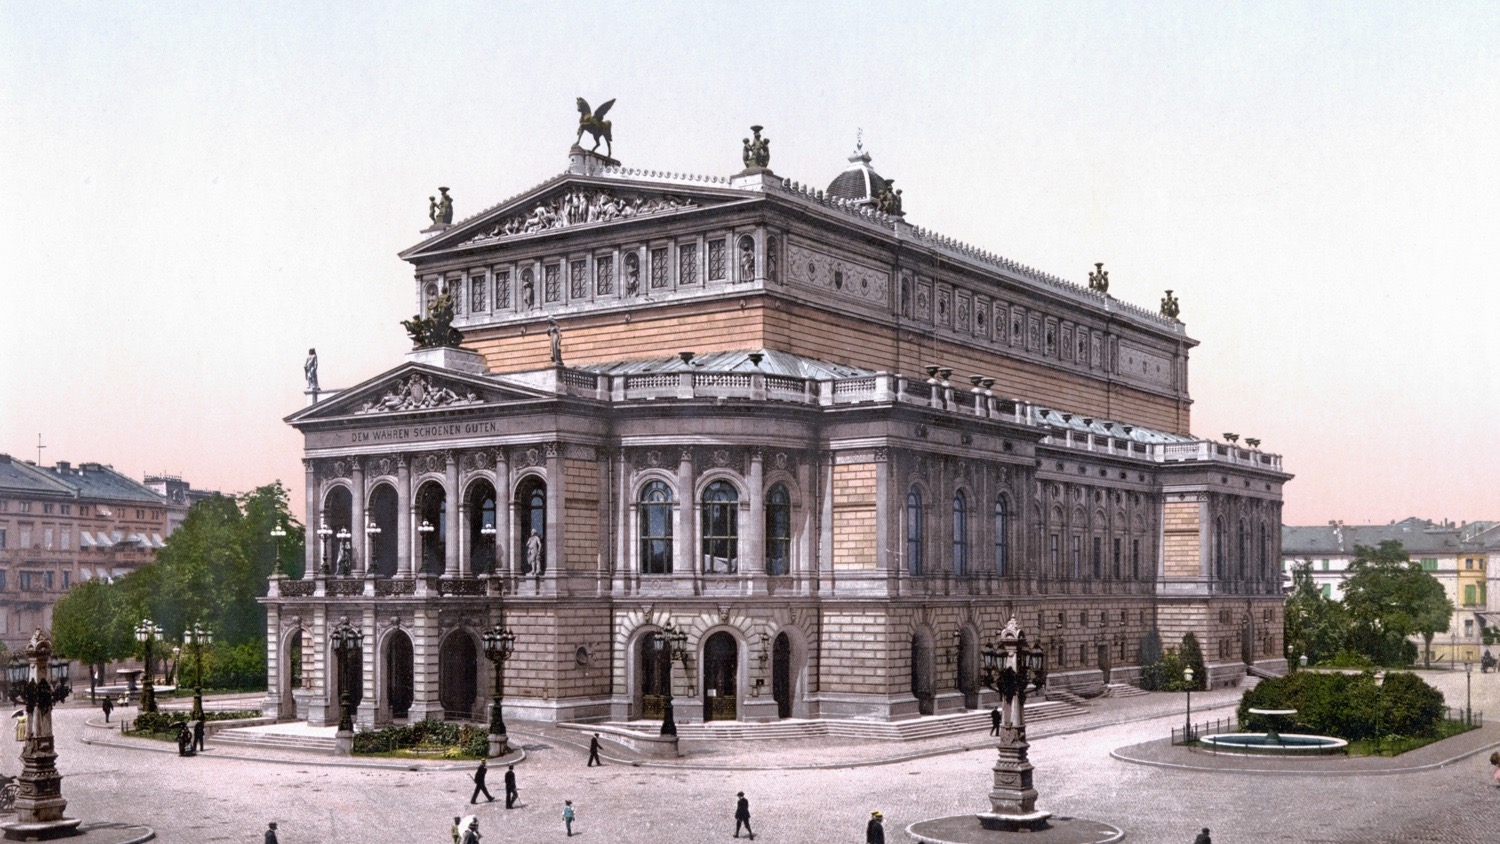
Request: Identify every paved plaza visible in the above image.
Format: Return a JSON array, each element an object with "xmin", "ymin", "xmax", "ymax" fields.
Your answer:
[{"xmin": 29, "ymin": 668, "xmax": 1500, "ymax": 843}]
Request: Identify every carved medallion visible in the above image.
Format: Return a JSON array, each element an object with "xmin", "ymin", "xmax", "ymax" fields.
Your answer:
[
  {"xmin": 712, "ymin": 449, "xmax": 731, "ymax": 467},
  {"xmin": 525, "ymin": 448, "xmax": 541, "ymax": 468},
  {"xmin": 474, "ymin": 451, "xmax": 492, "ymax": 469},
  {"xmin": 773, "ymin": 452, "xmax": 788, "ymax": 470}
]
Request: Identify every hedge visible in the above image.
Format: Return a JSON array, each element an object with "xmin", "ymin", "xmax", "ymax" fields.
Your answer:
[{"xmin": 1238, "ymin": 670, "xmax": 1445, "ymax": 741}]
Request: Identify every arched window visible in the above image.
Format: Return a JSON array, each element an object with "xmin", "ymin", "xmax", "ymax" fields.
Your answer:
[
  {"xmin": 1260, "ymin": 523, "xmax": 1270, "ymax": 580},
  {"xmin": 517, "ymin": 477, "xmax": 546, "ymax": 576},
  {"xmin": 639, "ymin": 481, "xmax": 673, "ymax": 575},
  {"xmin": 952, "ymin": 491, "xmax": 969, "ymax": 576},
  {"xmin": 701, "ymin": 480, "xmax": 738, "ymax": 574},
  {"xmin": 993, "ymin": 497, "xmax": 1009, "ymax": 576},
  {"xmin": 906, "ymin": 487, "xmax": 924, "ymax": 576},
  {"xmin": 765, "ymin": 483, "xmax": 791, "ymax": 576},
  {"xmin": 1214, "ymin": 518, "xmax": 1225, "ymax": 579},
  {"xmin": 1238, "ymin": 519, "xmax": 1248, "ymax": 580}
]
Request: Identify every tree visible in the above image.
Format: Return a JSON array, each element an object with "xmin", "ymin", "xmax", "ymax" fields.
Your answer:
[
  {"xmin": 1180, "ymin": 632, "xmax": 1207, "ymax": 691},
  {"xmin": 1341, "ymin": 541, "xmax": 1452, "ymax": 667},
  {"xmin": 52, "ymin": 580, "xmax": 131, "ymax": 701},
  {"xmin": 1283, "ymin": 560, "xmax": 1349, "ymax": 666}
]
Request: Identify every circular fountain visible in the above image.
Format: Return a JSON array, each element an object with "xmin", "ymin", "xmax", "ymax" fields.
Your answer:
[{"xmin": 1196, "ymin": 708, "xmax": 1347, "ymax": 755}]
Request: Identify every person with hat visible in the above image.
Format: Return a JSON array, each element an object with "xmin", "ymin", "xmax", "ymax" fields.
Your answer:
[
  {"xmin": 733, "ymin": 791, "xmax": 754, "ymax": 839},
  {"xmin": 263, "ymin": 822, "xmax": 278, "ymax": 844},
  {"xmin": 866, "ymin": 810, "xmax": 885, "ymax": 844},
  {"xmin": 1193, "ymin": 828, "xmax": 1212, "ymax": 844}
]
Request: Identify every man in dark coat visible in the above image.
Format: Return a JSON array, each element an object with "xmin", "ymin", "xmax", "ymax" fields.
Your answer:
[
  {"xmin": 470, "ymin": 759, "xmax": 494, "ymax": 803},
  {"xmin": 263, "ymin": 822, "xmax": 278, "ymax": 844},
  {"xmin": 586, "ymin": 733, "xmax": 602, "ymax": 766},
  {"xmin": 193, "ymin": 716, "xmax": 206, "ymax": 751},
  {"xmin": 101, "ymin": 697, "xmax": 113, "ymax": 723},
  {"xmin": 990, "ymin": 707, "xmax": 1001, "ymax": 736},
  {"xmin": 866, "ymin": 810, "xmax": 885, "ymax": 844},
  {"xmin": 504, "ymin": 764, "xmax": 518, "ymax": 809},
  {"xmin": 1193, "ymin": 828, "xmax": 1212, "ymax": 844},
  {"xmin": 461, "ymin": 818, "xmax": 481, "ymax": 844},
  {"xmin": 734, "ymin": 791, "xmax": 755, "ymax": 839},
  {"xmin": 176, "ymin": 722, "xmax": 193, "ymax": 756}
]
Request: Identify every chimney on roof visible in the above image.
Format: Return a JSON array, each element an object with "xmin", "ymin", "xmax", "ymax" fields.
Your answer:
[{"xmin": 55, "ymin": 461, "xmax": 70, "ymax": 473}]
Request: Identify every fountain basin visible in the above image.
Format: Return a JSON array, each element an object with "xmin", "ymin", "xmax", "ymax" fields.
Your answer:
[{"xmin": 1197, "ymin": 732, "xmax": 1347, "ymax": 755}]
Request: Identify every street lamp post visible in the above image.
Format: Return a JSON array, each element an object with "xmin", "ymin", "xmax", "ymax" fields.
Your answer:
[
  {"xmin": 1373, "ymin": 670, "xmax": 1386, "ymax": 755},
  {"xmin": 365, "ymin": 520, "xmax": 382, "ymax": 575},
  {"xmin": 1464, "ymin": 661, "xmax": 1473, "ymax": 726},
  {"xmin": 330, "ymin": 616, "xmax": 363, "ymax": 753},
  {"xmin": 418, "ymin": 519, "xmax": 436, "ymax": 574},
  {"xmin": 479, "ymin": 520, "xmax": 497, "ymax": 575},
  {"xmin": 658, "ymin": 624, "xmax": 689, "ymax": 737},
  {"xmin": 270, "ymin": 523, "xmax": 287, "ymax": 575},
  {"xmin": 133, "ymin": 619, "xmax": 162, "ymax": 713},
  {"xmin": 1183, "ymin": 666, "xmax": 1196, "ymax": 743},
  {"xmin": 317, "ymin": 520, "xmax": 333, "ymax": 575},
  {"xmin": 481, "ymin": 625, "xmax": 516, "ymax": 756},
  {"xmin": 183, "ymin": 623, "xmax": 213, "ymax": 721},
  {"xmin": 976, "ymin": 616, "xmax": 1050, "ymax": 832},
  {"xmin": 335, "ymin": 527, "xmax": 352, "ymax": 576},
  {"xmin": 1, "ymin": 629, "xmax": 80, "ymax": 838}
]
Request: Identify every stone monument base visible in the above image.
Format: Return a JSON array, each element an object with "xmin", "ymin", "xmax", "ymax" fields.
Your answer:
[
  {"xmin": 334, "ymin": 729, "xmax": 353, "ymax": 756},
  {"xmin": 906, "ymin": 815, "xmax": 1122, "ymax": 844},
  {"xmin": 4, "ymin": 821, "xmax": 153, "ymax": 843},
  {"xmin": 2, "ymin": 817, "xmax": 82, "ymax": 841},
  {"xmin": 978, "ymin": 810, "xmax": 1053, "ymax": 832}
]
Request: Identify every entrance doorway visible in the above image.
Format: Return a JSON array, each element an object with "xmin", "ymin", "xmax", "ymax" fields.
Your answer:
[
  {"xmin": 702, "ymin": 632, "xmax": 738, "ymax": 722},
  {"xmin": 638, "ymin": 632, "xmax": 672, "ymax": 720},
  {"xmin": 439, "ymin": 633, "xmax": 477, "ymax": 720},
  {"xmin": 911, "ymin": 633, "xmax": 935, "ymax": 716},
  {"xmin": 386, "ymin": 631, "xmax": 414, "ymax": 719},
  {"xmin": 771, "ymin": 633, "xmax": 792, "ymax": 719}
]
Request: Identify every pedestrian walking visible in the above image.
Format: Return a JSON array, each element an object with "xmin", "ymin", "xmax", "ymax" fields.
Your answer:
[
  {"xmin": 866, "ymin": 810, "xmax": 884, "ymax": 844},
  {"xmin": 101, "ymin": 697, "xmax": 114, "ymax": 723},
  {"xmin": 470, "ymin": 759, "xmax": 495, "ymax": 803},
  {"xmin": 176, "ymin": 722, "xmax": 194, "ymax": 756},
  {"xmin": 586, "ymin": 733, "xmax": 602, "ymax": 766},
  {"xmin": 263, "ymin": 821, "xmax": 278, "ymax": 844},
  {"xmin": 193, "ymin": 715, "xmax": 206, "ymax": 751},
  {"xmin": 989, "ymin": 707, "xmax": 1001, "ymax": 736},
  {"xmin": 1193, "ymin": 828, "xmax": 1212, "ymax": 844},
  {"xmin": 1490, "ymin": 751, "xmax": 1500, "ymax": 787},
  {"xmin": 734, "ymin": 791, "xmax": 755, "ymax": 839},
  {"xmin": 504, "ymin": 764, "xmax": 518, "ymax": 809},
  {"xmin": 563, "ymin": 800, "xmax": 575, "ymax": 837},
  {"xmin": 461, "ymin": 818, "xmax": 482, "ymax": 844},
  {"xmin": 451, "ymin": 816, "xmax": 462, "ymax": 844}
]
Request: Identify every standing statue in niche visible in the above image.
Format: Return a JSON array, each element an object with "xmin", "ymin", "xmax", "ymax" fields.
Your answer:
[
  {"xmin": 304, "ymin": 348, "xmax": 319, "ymax": 392},
  {"xmin": 575, "ymin": 97, "xmax": 616, "ymax": 157},
  {"xmin": 742, "ymin": 125, "xmax": 771, "ymax": 169},
  {"xmin": 525, "ymin": 531, "xmax": 544, "ymax": 577},
  {"xmin": 548, "ymin": 319, "xmax": 563, "ymax": 366},
  {"xmin": 1160, "ymin": 289, "xmax": 1181, "ymax": 320}
]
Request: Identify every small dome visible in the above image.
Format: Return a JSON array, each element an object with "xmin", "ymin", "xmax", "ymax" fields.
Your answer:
[{"xmin": 826, "ymin": 143, "xmax": 890, "ymax": 205}]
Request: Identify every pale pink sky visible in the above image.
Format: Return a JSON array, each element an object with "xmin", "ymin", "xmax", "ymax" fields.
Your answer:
[{"xmin": 2, "ymin": 1, "xmax": 1496, "ymax": 526}]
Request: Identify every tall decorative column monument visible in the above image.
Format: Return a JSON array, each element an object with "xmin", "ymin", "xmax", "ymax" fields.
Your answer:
[
  {"xmin": 3, "ymin": 628, "xmax": 81, "ymax": 840},
  {"xmin": 978, "ymin": 617, "xmax": 1049, "ymax": 832}
]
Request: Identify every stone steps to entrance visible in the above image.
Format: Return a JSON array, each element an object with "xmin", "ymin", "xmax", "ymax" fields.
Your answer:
[
  {"xmin": 212, "ymin": 729, "xmax": 339, "ymax": 753},
  {"xmin": 1103, "ymin": 682, "xmax": 1149, "ymax": 698}
]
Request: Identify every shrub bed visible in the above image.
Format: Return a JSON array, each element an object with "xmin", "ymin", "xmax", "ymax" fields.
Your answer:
[
  {"xmin": 1238, "ymin": 670, "xmax": 1446, "ymax": 742},
  {"xmin": 352, "ymin": 719, "xmax": 487, "ymax": 759},
  {"xmin": 124, "ymin": 709, "xmax": 262, "ymax": 741}
]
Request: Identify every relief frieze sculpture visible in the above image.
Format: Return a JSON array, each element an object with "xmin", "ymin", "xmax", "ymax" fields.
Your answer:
[
  {"xmin": 465, "ymin": 189, "xmax": 696, "ymax": 244},
  {"xmin": 356, "ymin": 373, "xmax": 483, "ymax": 414}
]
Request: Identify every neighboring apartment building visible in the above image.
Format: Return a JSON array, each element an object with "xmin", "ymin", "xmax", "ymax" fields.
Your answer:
[
  {"xmin": 265, "ymin": 118, "xmax": 1288, "ymax": 730},
  {"xmin": 0, "ymin": 454, "xmax": 173, "ymax": 653},
  {"xmin": 142, "ymin": 474, "xmax": 222, "ymax": 535},
  {"xmin": 1282, "ymin": 518, "xmax": 1487, "ymax": 663}
]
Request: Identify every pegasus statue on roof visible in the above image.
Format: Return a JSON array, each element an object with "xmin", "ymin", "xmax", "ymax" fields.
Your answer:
[{"xmin": 576, "ymin": 97, "xmax": 615, "ymax": 157}]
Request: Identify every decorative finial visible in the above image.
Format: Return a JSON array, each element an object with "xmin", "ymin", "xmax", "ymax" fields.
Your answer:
[
  {"xmin": 1223, "ymin": 433, "xmax": 1239, "ymax": 443},
  {"xmin": 1088, "ymin": 262, "xmax": 1109, "ymax": 294},
  {"xmin": 741, "ymin": 125, "xmax": 771, "ymax": 170},
  {"xmin": 427, "ymin": 187, "xmax": 453, "ymax": 228},
  {"xmin": 1160, "ymin": 289, "xmax": 1181, "ymax": 320},
  {"xmin": 575, "ymin": 97, "xmax": 616, "ymax": 158},
  {"xmin": 1245, "ymin": 438, "xmax": 1261, "ymax": 448}
]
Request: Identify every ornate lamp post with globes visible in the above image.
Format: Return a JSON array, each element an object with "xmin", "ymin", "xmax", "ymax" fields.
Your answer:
[
  {"xmin": 481, "ymin": 624, "xmax": 516, "ymax": 756},
  {"xmin": 270, "ymin": 523, "xmax": 287, "ymax": 574},
  {"xmin": 1183, "ymin": 666, "xmax": 1196, "ymax": 742},
  {"xmin": 976, "ymin": 617, "xmax": 1049, "ymax": 832},
  {"xmin": 133, "ymin": 619, "xmax": 162, "ymax": 713},
  {"xmin": 657, "ymin": 623, "xmax": 689, "ymax": 737},
  {"xmin": 316, "ymin": 520, "xmax": 334, "ymax": 575},
  {"xmin": 183, "ymin": 622, "xmax": 213, "ymax": 721},
  {"xmin": 330, "ymin": 616, "xmax": 363, "ymax": 755}
]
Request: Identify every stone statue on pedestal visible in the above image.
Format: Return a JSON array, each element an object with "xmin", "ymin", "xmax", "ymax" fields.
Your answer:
[
  {"xmin": 304, "ymin": 348, "xmax": 319, "ymax": 392},
  {"xmin": 548, "ymin": 319, "xmax": 563, "ymax": 366},
  {"xmin": 742, "ymin": 125, "xmax": 771, "ymax": 170},
  {"xmin": 576, "ymin": 98, "xmax": 616, "ymax": 157},
  {"xmin": 1161, "ymin": 289, "xmax": 1181, "ymax": 320}
]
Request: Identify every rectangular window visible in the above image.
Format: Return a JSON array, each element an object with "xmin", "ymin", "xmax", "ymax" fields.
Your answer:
[
  {"xmin": 678, "ymin": 243, "xmax": 698, "ymax": 285},
  {"xmin": 469, "ymin": 271, "xmax": 487, "ymax": 312},
  {"xmin": 544, "ymin": 264, "xmax": 560, "ymax": 302},
  {"xmin": 1465, "ymin": 619, "xmax": 1474, "ymax": 636},
  {"xmin": 61, "ymin": 571, "xmax": 69, "ymax": 589},
  {"xmin": 1421, "ymin": 557, "xmax": 1438, "ymax": 571},
  {"xmin": 1112, "ymin": 537, "xmax": 1121, "ymax": 579},
  {"xmin": 495, "ymin": 269, "xmax": 511, "ymax": 309},
  {"xmin": 1049, "ymin": 534, "xmax": 1059, "ymax": 575},
  {"xmin": 43, "ymin": 572, "xmax": 53, "ymax": 590},
  {"xmin": 650, "ymin": 247, "xmax": 669, "ymax": 288},
  {"xmin": 19, "ymin": 526, "xmax": 31, "ymax": 548},
  {"xmin": 0, "ymin": 571, "xmax": 6, "ymax": 591},
  {"xmin": 60, "ymin": 528, "xmax": 69, "ymax": 550},
  {"xmin": 569, "ymin": 259, "xmax": 587, "ymax": 299},
  {"xmin": 19, "ymin": 502, "xmax": 31, "ymax": 513},
  {"xmin": 0, "ymin": 529, "xmax": 5, "ymax": 548},
  {"xmin": 595, "ymin": 254, "xmax": 613, "ymax": 295},
  {"xmin": 707, "ymin": 238, "xmax": 726, "ymax": 280},
  {"xmin": 1132, "ymin": 538, "xmax": 1141, "ymax": 580},
  {"xmin": 43, "ymin": 528, "xmax": 53, "ymax": 550},
  {"xmin": 43, "ymin": 503, "xmax": 53, "ymax": 515},
  {"xmin": 1321, "ymin": 584, "xmax": 1332, "ymax": 598},
  {"xmin": 20, "ymin": 573, "xmax": 34, "ymax": 591},
  {"xmin": 1071, "ymin": 536, "xmax": 1081, "ymax": 578},
  {"xmin": 1091, "ymin": 536, "xmax": 1102, "ymax": 578},
  {"xmin": 1321, "ymin": 559, "xmax": 1329, "ymax": 570},
  {"xmin": 1465, "ymin": 584, "xmax": 1477, "ymax": 605},
  {"xmin": 59, "ymin": 504, "xmax": 71, "ymax": 515}
]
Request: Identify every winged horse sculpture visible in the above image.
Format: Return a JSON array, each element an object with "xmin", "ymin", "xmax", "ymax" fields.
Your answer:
[{"xmin": 576, "ymin": 97, "xmax": 615, "ymax": 157}]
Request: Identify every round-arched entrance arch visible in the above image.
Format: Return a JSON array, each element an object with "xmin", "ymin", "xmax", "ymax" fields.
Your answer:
[
  {"xmin": 637, "ymin": 631, "xmax": 672, "ymax": 720},
  {"xmin": 415, "ymin": 481, "xmax": 447, "ymax": 576},
  {"xmin": 466, "ymin": 480, "xmax": 498, "ymax": 575},
  {"xmin": 702, "ymin": 632, "xmax": 738, "ymax": 722},
  {"xmin": 439, "ymin": 633, "xmax": 478, "ymax": 720},
  {"xmin": 282, "ymin": 629, "xmax": 303, "ymax": 715},
  {"xmin": 322, "ymin": 486, "xmax": 352, "ymax": 575},
  {"xmin": 386, "ymin": 630, "xmax": 414, "ymax": 720},
  {"xmin": 911, "ymin": 632, "xmax": 935, "ymax": 716},
  {"xmin": 367, "ymin": 483, "xmax": 399, "ymax": 577}
]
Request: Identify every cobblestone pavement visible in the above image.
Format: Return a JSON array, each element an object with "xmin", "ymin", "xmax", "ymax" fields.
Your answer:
[{"xmin": 37, "ymin": 668, "xmax": 1500, "ymax": 843}]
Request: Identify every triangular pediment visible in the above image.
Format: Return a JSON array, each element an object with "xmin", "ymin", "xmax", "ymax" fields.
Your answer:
[
  {"xmin": 286, "ymin": 362, "xmax": 553, "ymax": 426},
  {"xmin": 400, "ymin": 175, "xmax": 753, "ymax": 259}
]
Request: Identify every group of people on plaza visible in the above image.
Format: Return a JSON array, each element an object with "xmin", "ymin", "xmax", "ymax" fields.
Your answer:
[{"xmin": 174, "ymin": 715, "xmax": 206, "ymax": 756}]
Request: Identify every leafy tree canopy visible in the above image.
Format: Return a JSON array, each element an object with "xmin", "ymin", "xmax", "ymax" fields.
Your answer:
[{"xmin": 1341, "ymin": 541, "xmax": 1452, "ymax": 666}]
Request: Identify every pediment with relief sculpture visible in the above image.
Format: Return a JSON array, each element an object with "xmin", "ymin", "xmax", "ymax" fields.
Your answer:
[{"xmin": 285, "ymin": 363, "xmax": 550, "ymax": 426}]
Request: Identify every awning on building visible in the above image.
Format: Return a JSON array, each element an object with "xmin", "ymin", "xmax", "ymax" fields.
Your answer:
[
  {"xmin": 151, "ymin": 534, "xmax": 165, "ymax": 548},
  {"xmin": 78, "ymin": 532, "xmax": 94, "ymax": 547}
]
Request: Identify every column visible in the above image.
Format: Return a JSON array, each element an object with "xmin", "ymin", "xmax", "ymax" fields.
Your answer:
[
  {"xmin": 445, "ymin": 452, "xmax": 461, "ymax": 578},
  {"xmin": 350, "ymin": 459, "xmax": 366, "ymax": 576},
  {"xmin": 495, "ymin": 449, "xmax": 511, "ymax": 575},
  {"xmin": 746, "ymin": 449, "xmax": 764, "ymax": 576},
  {"xmin": 545, "ymin": 443, "xmax": 563, "ymax": 578},
  {"xmin": 303, "ymin": 460, "xmax": 318, "ymax": 580},
  {"xmin": 675, "ymin": 448, "xmax": 694, "ymax": 578},
  {"xmin": 396, "ymin": 455, "xmax": 412, "ymax": 577}
]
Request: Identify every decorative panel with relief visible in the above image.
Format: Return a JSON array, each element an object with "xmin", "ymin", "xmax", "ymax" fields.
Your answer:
[{"xmin": 785, "ymin": 241, "xmax": 890, "ymax": 303}]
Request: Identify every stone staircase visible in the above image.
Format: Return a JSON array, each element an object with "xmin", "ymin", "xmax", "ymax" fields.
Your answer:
[
  {"xmin": 1043, "ymin": 689, "xmax": 1092, "ymax": 707},
  {"xmin": 624, "ymin": 699, "xmax": 1089, "ymax": 743},
  {"xmin": 1103, "ymin": 682, "xmax": 1149, "ymax": 699},
  {"xmin": 212, "ymin": 728, "xmax": 339, "ymax": 754}
]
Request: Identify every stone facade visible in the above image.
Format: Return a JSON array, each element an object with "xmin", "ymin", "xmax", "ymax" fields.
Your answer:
[{"xmin": 263, "ymin": 138, "xmax": 1289, "ymax": 728}]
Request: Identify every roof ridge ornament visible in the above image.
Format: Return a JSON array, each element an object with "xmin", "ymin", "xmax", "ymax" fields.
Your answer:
[
  {"xmin": 1160, "ymin": 289, "xmax": 1181, "ymax": 321},
  {"xmin": 740, "ymin": 125, "xmax": 772, "ymax": 172},
  {"xmin": 1088, "ymin": 262, "xmax": 1109, "ymax": 294}
]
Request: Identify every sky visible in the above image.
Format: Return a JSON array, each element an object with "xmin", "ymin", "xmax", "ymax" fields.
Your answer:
[{"xmin": 1, "ymin": 1, "xmax": 1496, "ymax": 526}]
